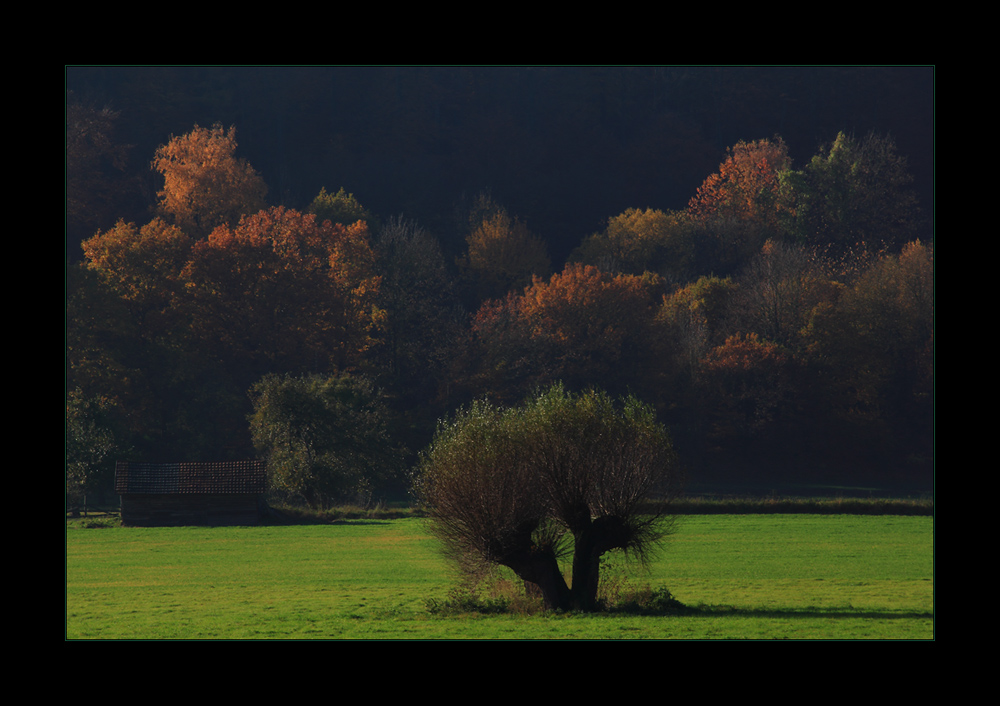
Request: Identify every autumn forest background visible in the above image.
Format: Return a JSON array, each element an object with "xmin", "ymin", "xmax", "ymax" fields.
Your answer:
[{"xmin": 65, "ymin": 66, "xmax": 934, "ymax": 506}]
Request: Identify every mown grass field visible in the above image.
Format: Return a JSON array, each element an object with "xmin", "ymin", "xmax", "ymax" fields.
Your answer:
[{"xmin": 65, "ymin": 514, "xmax": 933, "ymax": 640}]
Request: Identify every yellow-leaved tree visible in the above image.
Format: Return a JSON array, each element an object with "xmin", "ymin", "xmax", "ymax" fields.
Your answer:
[{"xmin": 457, "ymin": 208, "xmax": 550, "ymax": 306}]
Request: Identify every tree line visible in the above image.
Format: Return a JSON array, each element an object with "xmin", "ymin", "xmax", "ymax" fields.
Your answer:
[
  {"xmin": 66, "ymin": 67, "xmax": 933, "ymax": 266},
  {"xmin": 66, "ymin": 117, "xmax": 933, "ymax": 508}
]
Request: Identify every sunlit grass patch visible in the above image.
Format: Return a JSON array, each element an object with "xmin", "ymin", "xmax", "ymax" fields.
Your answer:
[{"xmin": 66, "ymin": 515, "xmax": 932, "ymax": 639}]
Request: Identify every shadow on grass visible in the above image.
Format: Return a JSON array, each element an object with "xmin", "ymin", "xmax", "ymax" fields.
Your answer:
[
  {"xmin": 426, "ymin": 587, "xmax": 932, "ymax": 620},
  {"xmin": 262, "ymin": 504, "xmax": 423, "ymax": 526},
  {"xmin": 666, "ymin": 497, "xmax": 933, "ymax": 516},
  {"xmin": 261, "ymin": 513, "xmax": 395, "ymax": 527},
  {"xmin": 689, "ymin": 605, "xmax": 933, "ymax": 620},
  {"xmin": 64, "ymin": 509, "xmax": 403, "ymax": 528}
]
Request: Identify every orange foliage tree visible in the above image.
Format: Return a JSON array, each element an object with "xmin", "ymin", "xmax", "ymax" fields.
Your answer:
[
  {"xmin": 470, "ymin": 263, "xmax": 666, "ymax": 402},
  {"xmin": 688, "ymin": 137, "xmax": 792, "ymax": 271},
  {"xmin": 75, "ymin": 219, "xmax": 204, "ymax": 459},
  {"xmin": 75, "ymin": 217, "xmax": 194, "ymax": 423},
  {"xmin": 152, "ymin": 123, "xmax": 268, "ymax": 237},
  {"xmin": 699, "ymin": 332, "xmax": 796, "ymax": 440},
  {"xmin": 181, "ymin": 206, "xmax": 383, "ymax": 383},
  {"xmin": 81, "ymin": 218, "xmax": 193, "ymax": 331}
]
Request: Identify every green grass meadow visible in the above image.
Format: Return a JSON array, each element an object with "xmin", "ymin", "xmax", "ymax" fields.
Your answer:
[{"xmin": 66, "ymin": 514, "xmax": 933, "ymax": 640}]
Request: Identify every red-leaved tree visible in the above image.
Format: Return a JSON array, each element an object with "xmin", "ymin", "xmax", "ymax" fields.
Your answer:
[
  {"xmin": 688, "ymin": 137, "xmax": 792, "ymax": 271},
  {"xmin": 182, "ymin": 206, "xmax": 383, "ymax": 384},
  {"xmin": 470, "ymin": 263, "xmax": 666, "ymax": 402}
]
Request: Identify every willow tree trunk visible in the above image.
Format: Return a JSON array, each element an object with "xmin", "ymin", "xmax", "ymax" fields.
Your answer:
[
  {"xmin": 508, "ymin": 548, "xmax": 571, "ymax": 612},
  {"xmin": 569, "ymin": 530, "xmax": 603, "ymax": 612},
  {"xmin": 569, "ymin": 516, "xmax": 634, "ymax": 611}
]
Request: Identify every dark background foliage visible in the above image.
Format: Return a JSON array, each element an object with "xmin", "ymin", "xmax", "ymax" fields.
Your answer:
[{"xmin": 65, "ymin": 66, "xmax": 934, "ymax": 502}]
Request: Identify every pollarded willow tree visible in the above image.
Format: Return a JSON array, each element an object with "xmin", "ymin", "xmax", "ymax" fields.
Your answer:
[{"xmin": 415, "ymin": 384, "xmax": 682, "ymax": 612}]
